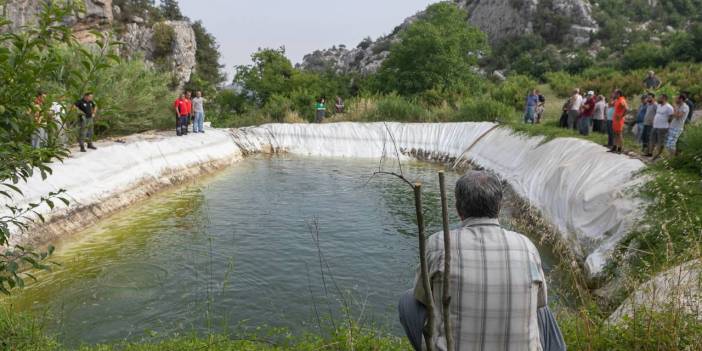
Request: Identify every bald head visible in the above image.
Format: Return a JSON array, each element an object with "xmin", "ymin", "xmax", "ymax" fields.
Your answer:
[{"xmin": 455, "ymin": 171, "xmax": 503, "ymax": 220}]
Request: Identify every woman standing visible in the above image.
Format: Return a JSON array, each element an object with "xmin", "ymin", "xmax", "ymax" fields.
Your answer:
[{"xmin": 610, "ymin": 89, "xmax": 628, "ymax": 153}]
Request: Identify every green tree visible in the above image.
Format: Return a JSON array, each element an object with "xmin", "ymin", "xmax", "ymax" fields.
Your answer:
[
  {"xmin": 188, "ymin": 20, "xmax": 225, "ymax": 91},
  {"xmin": 233, "ymin": 47, "xmax": 298, "ymax": 104},
  {"xmin": 375, "ymin": 2, "xmax": 488, "ymax": 96},
  {"xmin": 159, "ymin": 0, "xmax": 183, "ymax": 20}
]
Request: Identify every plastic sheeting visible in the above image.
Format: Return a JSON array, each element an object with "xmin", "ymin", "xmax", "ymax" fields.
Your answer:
[
  {"xmin": 232, "ymin": 122, "xmax": 647, "ymax": 276},
  {"xmin": 3, "ymin": 130, "xmax": 242, "ymax": 246}
]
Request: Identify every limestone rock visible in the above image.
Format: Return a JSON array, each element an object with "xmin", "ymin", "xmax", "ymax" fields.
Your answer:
[
  {"xmin": 457, "ymin": 0, "xmax": 597, "ymax": 44},
  {"xmin": 608, "ymin": 260, "xmax": 702, "ymax": 324},
  {"xmin": 300, "ymin": 0, "xmax": 598, "ymax": 74},
  {"xmin": 120, "ymin": 20, "xmax": 197, "ymax": 88},
  {"xmin": 0, "ymin": 0, "xmax": 113, "ymax": 38}
]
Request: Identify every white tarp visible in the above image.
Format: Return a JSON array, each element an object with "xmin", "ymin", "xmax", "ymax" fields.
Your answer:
[{"xmin": 233, "ymin": 122, "xmax": 647, "ymax": 276}]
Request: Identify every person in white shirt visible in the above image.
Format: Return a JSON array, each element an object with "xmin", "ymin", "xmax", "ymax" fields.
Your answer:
[
  {"xmin": 191, "ymin": 91, "xmax": 206, "ymax": 133},
  {"xmin": 651, "ymin": 94, "xmax": 674, "ymax": 161},
  {"xmin": 567, "ymin": 88, "xmax": 583, "ymax": 130},
  {"xmin": 665, "ymin": 95, "xmax": 690, "ymax": 156},
  {"xmin": 50, "ymin": 100, "xmax": 67, "ymax": 146}
]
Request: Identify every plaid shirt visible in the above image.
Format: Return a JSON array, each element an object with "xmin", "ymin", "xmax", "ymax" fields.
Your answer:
[{"xmin": 414, "ymin": 218, "xmax": 547, "ymax": 351}]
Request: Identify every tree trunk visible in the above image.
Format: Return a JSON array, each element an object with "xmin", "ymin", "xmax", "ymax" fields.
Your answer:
[{"xmin": 439, "ymin": 171, "xmax": 454, "ymax": 351}]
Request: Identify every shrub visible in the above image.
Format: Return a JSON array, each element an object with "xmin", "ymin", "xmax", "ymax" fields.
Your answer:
[
  {"xmin": 262, "ymin": 94, "xmax": 293, "ymax": 122},
  {"xmin": 152, "ymin": 23, "xmax": 175, "ymax": 60},
  {"xmin": 621, "ymin": 42, "xmax": 670, "ymax": 71},
  {"xmin": 491, "ymin": 75, "xmax": 538, "ymax": 110},
  {"xmin": 365, "ymin": 94, "xmax": 427, "ymax": 122},
  {"xmin": 545, "ymin": 71, "xmax": 580, "ymax": 97},
  {"xmin": 453, "ymin": 96, "xmax": 513, "ymax": 122},
  {"xmin": 669, "ymin": 124, "xmax": 702, "ymax": 175}
]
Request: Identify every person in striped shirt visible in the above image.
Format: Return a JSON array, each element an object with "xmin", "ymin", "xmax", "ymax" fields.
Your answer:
[{"xmin": 399, "ymin": 171, "xmax": 565, "ymax": 351}]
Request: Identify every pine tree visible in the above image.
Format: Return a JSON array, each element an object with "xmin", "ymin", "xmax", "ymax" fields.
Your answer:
[{"xmin": 159, "ymin": 0, "xmax": 183, "ymax": 21}]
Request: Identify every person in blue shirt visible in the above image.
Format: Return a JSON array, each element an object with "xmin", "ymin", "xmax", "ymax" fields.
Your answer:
[{"xmin": 524, "ymin": 89, "xmax": 539, "ymax": 124}]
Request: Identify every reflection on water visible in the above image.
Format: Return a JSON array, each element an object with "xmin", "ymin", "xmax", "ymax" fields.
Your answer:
[{"xmin": 9, "ymin": 155, "xmax": 556, "ymax": 346}]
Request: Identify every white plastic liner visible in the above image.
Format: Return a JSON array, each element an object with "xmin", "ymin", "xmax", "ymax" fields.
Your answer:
[
  {"xmin": 4, "ymin": 129, "xmax": 242, "ymax": 245},
  {"xmin": 233, "ymin": 122, "xmax": 647, "ymax": 276}
]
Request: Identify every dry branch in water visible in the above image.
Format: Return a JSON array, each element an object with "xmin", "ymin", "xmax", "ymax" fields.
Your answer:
[{"xmin": 439, "ymin": 171, "xmax": 454, "ymax": 351}]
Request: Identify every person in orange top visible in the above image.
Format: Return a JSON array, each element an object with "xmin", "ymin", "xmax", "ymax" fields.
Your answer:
[
  {"xmin": 184, "ymin": 91, "xmax": 193, "ymax": 134},
  {"xmin": 610, "ymin": 89, "xmax": 629, "ymax": 154}
]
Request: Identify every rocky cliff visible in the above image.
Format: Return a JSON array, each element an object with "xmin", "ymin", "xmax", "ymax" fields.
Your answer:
[
  {"xmin": 301, "ymin": 0, "xmax": 598, "ymax": 74},
  {"xmin": 0, "ymin": 0, "xmax": 196, "ymax": 87}
]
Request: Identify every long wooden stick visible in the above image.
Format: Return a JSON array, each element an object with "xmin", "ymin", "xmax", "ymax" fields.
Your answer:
[
  {"xmin": 414, "ymin": 183, "xmax": 435, "ymax": 351},
  {"xmin": 438, "ymin": 171, "xmax": 454, "ymax": 351}
]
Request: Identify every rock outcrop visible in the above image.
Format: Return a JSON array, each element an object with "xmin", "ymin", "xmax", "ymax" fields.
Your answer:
[
  {"xmin": 1, "ymin": 0, "xmax": 113, "ymax": 41},
  {"xmin": 608, "ymin": 260, "xmax": 702, "ymax": 324},
  {"xmin": 300, "ymin": 0, "xmax": 598, "ymax": 74},
  {"xmin": 121, "ymin": 20, "xmax": 197, "ymax": 89},
  {"xmin": 458, "ymin": 0, "xmax": 597, "ymax": 45},
  {"xmin": 1, "ymin": 0, "xmax": 197, "ymax": 87}
]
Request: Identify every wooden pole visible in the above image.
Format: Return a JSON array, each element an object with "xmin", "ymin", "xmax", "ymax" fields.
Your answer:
[
  {"xmin": 439, "ymin": 171, "xmax": 454, "ymax": 351},
  {"xmin": 414, "ymin": 183, "xmax": 435, "ymax": 351}
]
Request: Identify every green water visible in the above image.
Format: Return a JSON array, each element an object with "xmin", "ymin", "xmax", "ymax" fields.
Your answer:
[{"xmin": 9, "ymin": 155, "xmax": 557, "ymax": 346}]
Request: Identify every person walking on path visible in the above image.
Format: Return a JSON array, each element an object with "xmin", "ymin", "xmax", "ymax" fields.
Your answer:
[
  {"xmin": 31, "ymin": 91, "xmax": 47, "ymax": 149},
  {"xmin": 192, "ymin": 91, "xmax": 206, "ymax": 133},
  {"xmin": 579, "ymin": 91, "xmax": 596, "ymax": 136},
  {"xmin": 399, "ymin": 171, "xmax": 566, "ymax": 351},
  {"xmin": 314, "ymin": 97, "xmax": 326, "ymax": 124},
  {"xmin": 609, "ymin": 89, "xmax": 628, "ymax": 154},
  {"xmin": 75, "ymin": 92, "xmax": 97, "ymax": 152},
  {"xmin": 174, "ymin": 93, "xmax": 189, "ymax": 136},
  {"xmin": 524, "ymin": 89, "xmax": 539, "ymax": 124},
  {"xmin": 642, "ymin": 93, "xmax": 658, "ymax": 154},
  {"xmin": 650, "ymin": 94, "xmax": 674, "ymax": 161},
  {"xmin": 643, "ymin": 71, "xmax": 662, "ymax": 91},
  {"xmin": 666, "ymin": 95, "xmax": 690, "ymax": 156},
  {"xmin": 567, "ymin": 88, "xmax": 584, "ymax": 130},
  {"xmin": 593, "ymin": 95, "xmax": 607, "ymax": 133}
]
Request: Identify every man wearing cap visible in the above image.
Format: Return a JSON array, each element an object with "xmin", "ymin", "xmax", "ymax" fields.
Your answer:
[{"xmin": 579, "ymin": 91, "xmax": 596, "ymax": 136}]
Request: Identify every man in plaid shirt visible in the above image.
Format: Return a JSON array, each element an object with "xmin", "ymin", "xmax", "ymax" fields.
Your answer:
[{"xmin": 399, "ymin": 171, "xmax": 565, "ymax": 351}]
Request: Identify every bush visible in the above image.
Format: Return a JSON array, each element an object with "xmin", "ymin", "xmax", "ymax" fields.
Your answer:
[
  {"xmin": 262, "ymin": 94, "xmax": 293, "ymax": 122},
  {"xmin": 152, "ymin": 23, "xmax": 175, "ymax": 60},
  {"xmin": 545, "ymin": 71, "xmax": 580, "ymax": 97},
  {"xmin": 621, "ymin": 42, "xmax": 670, "ymax": 70},
  {"xmin": 669, "ymin": 124, "xmax": 702, "ymax": 175},
  {"xmin": 365, "ymin": 94, "xmax": 427, "ymax": 122},
  {"xmin": 453, "ymin": 96, "xmax": 514, "ymax": 122},
  {"xmin": 491, "ymin": 75, "xmax": 538, "ymax": 110}
]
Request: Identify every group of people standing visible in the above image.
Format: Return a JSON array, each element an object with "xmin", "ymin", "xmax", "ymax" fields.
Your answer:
[
  {"xmin": 31, "ymin": 91, "xmax": 98, "ymax": 153},
  {"xmin": 173, "ymin": 90, "xmax": 206, "ymax": 136},
  {"xmin": 526, "ymin": 70, "xmax": 696, "ymax": 159}
]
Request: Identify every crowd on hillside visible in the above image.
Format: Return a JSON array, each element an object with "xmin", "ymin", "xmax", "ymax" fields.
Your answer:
[{"xmin": 525, "ymin": 71, "xmax": 696, "ymax": 159}]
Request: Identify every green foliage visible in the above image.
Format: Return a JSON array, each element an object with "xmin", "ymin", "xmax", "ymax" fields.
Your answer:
[
  {"xmin": 453, "ymin": 96, "xmax": 513, "ymax": 122},
  {"xmin": 669, "ymin": 124, "xmax": 702, "ymax": 175},
  {"xmin": 262, "ymin": 94, "xmax": 293, "ymax": 122},
  {"xmin": 188, "ymin": 21, "xmax": 225, "ymax": 91},
  {"xmin": 621, "ymin": 42, "xmax": 670, "ymax": 70},
  {"xmin": 113, "ymin": 0, "xmax": 162, "ymax": 24},
  {"xmin": 491, "ymin": 75, "xmax": 539, "ymax": 110},
  {"xmin": 533, "ymin": 0, "xmax": 570, "ymax": 44},
  {"xmin": 0, "ymin": 2, "xmax": 89, "ymax": 295},
  {"xmin": 364, "ymin": 94, "xmax": 427, "ymax": 122},
  {"xmin": 159, "ymin": 0, "xmax": 184, "ymax": 21},
  {"xmin": 375, "ymin": 2, "xmax": 488, "ymax": 95},
  {"xmin": 234, "ymin": 47, "xmax": 298, "ymax": 104},
  {"xmin": 559, "ymin": 306, "xmax": 702, "ymax": 350},
  {"xmin": 0, "ymin": 307, "xmax": 59, "ymax": 351},
  {"xmin": 152, "ymin": 22, "xmax": 175, "ymax": 60}
]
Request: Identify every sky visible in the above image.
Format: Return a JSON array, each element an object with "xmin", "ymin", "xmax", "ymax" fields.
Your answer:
[{"xmin": 178, "ymin": 0, "xmax": 438, "ymax": 80}]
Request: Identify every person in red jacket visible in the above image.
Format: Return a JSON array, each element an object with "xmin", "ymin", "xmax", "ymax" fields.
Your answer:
[{"xmin": 174, "ymin": 93, "xmax": 189, "ymax": 136}]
